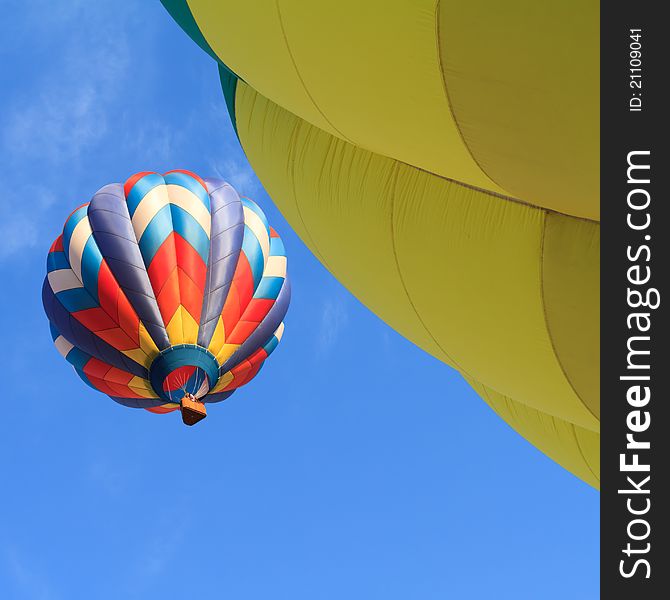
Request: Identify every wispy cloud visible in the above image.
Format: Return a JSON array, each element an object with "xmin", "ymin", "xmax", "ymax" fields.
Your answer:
[
  {"xmin": 2, "ymin": 6, "xmax": 131, "ymax": 165},
  {"xmin": 142, "ymin": 522, "xmax": 188, "ymax": 578},
  {"xmin": 0, "ymin": 0, "xmax": 265, "ymax": 267},
  {"xmin": 121, "ymin": 512, "xmax": 190, "ymax": 597},
  {"xmin": 122, "ymin": 119, "xmax": 182, "ymax": 166},
  {"xmin": 2, "ymin": 546, "xmax": 58, "ymax": 600},
  {"xmin": 0, "ymin": 4, "xmax": 134, "ymax": 261},
  {"xmin": 210, "ymin": 155, "xmax": 259, "ymax": 196},
  {"xmin": 0, "ymin": 184, "xmax": 57, "ymax": 260},
  {"xmin": 316, "ymin": 297, "xmax": 349, "ymax": 356},
  {"xmin": 205, "ymin": 99, "xmax": 261, "ymax": 196}
]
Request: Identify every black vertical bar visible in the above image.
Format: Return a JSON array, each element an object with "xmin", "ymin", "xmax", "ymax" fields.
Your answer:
[{"xmin": 601, "ymin": 3, "xmax": 669, "ymax": 596}]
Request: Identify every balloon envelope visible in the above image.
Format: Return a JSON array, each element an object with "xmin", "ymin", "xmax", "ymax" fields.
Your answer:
[
  {"xmin": 43, "ymin": 170, "xmax": 289, "ymax": 416},
  {"xmin": 162, "ymin": 1, "xmax": 599, "ymax": 486}
]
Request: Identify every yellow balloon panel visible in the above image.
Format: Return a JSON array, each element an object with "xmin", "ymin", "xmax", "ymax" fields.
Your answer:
[
  {"xmin": 542, "ymin": 214, "xmax": 600, "ymax": 419},
  {"xmin": 235, "ymin": 83, "xmax": 453, "ymax": 364},
  {"xmin": 390, "ymin": 167, "xmax": 597, "ymax": 431},
  {"xmin": 438, "ymin": 0, "xmax": 600, "ymax": 219},
  {"xmin": 234, "ymin": 81, "xmax": 600, "ymax": 474},
  {"xmin": 188, "ymin": 0, "xmax": 598, "ymax": 218},
  {"xmin": 187, "ymin": 0, "xmax": 504, "ymax": 194},
  {"xmin": 189, "ymin": 0, "xmax": 342, "ymax": 138}
]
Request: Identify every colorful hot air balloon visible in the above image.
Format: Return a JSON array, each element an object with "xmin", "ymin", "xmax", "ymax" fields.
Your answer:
[
  {"xmin": 43, "ymin": 170, "xmax": 289, "ymax": 425},
  {"xmin": 161, "ymin": 2, "xmax": 599, "ymax": 483}
]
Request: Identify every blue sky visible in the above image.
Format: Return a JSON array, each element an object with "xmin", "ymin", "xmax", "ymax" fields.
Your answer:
[{"xmin": 0, "ymin": 2, "xmax": 599, "ymax": 599}]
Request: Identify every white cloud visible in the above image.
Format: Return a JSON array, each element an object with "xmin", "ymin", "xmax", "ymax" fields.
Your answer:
[
  {"xmin": 122, "ymin": 513, "xmax": 190, "ymax": 596},
  {"xmin": 122, "ymin": 119, "xmax": 182, "ymax": 166},
  {"xmin": 2, "ymin": 5, "xmax": 131, "ymax": 165},
  {"xmin": 2, "ymin": 546, "xmax": 58, "ymax": 600},
  {"xmin": 203, "ymin": 98, "xmax": 261, "ymax": 196},
  {"xmin": 210, "ymin": 155, "xmax": 259, "ymax": 196},
  {"xmin": 0, "ymin": 184, "xmax": 57, "ymax": 259},
  {"xmin": 317, "ymin": 297, "xmax": 349, "ymax": 356},
  {"xmin": 142, "ymin": 524, "xmax": 188, "ymax": 577},
  {"xmin": 0, "ymin": 3, "xmax": 134, "ymax": 261},
  {"xmin": 0, "ymin": 1, "xmax": 262, "ymax": 265}
]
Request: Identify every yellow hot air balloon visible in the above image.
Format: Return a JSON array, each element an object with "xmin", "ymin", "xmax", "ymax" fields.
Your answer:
[{"xmin": 162, "ymin": 1, "xmax": 599, "ymax": 487}]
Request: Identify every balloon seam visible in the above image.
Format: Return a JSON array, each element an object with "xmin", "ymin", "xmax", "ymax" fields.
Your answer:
[
  {"xmin": 434, "ymin": 0, "xmax": 511, "ymax": 201},
  {"xmin": 388, "ymin": 162, "xmax": 468, "ymax": 374},
  {"xmin": 539, "ymin": 213, "xmax": 600, "ymax": 425},
  {"xmin": 274, "ymin": 0, "xmax": 353, "ymax": 144}
]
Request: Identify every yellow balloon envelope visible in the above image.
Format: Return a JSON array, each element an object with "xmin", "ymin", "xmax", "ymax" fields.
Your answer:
[{"xmin": 162, "ymin": 0, "xmax": 600, "ymax": 487}]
